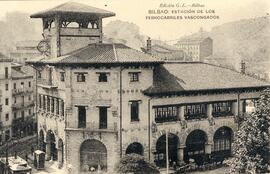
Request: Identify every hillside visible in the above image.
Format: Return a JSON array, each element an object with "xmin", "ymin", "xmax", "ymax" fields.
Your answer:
[
  {"xmin": 178, "ymin": 16, "xmax": 270, "ymax": 71},
  {"xmin": 0, "ymin": 12, "xmax": 42, "ymax": 55}
]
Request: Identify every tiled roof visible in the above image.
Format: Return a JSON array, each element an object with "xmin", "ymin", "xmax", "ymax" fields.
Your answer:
[
  {"xmin": 176, "ymin": 37, "xmax": 212, "ymax": 44},
  {"xmin": 144, "ymin": 62, "xmax": 270, "ymax": 95},
  {"xmin": 27, "ymin": 43, "xmax": 163, "ymax": 64},
  {"xmin": 30, "ymin": 2, "xmax": 115, "ymax": 18},
  {"xmin": 11, "ymin": 68, "xmax": 32, "ymax": 79}
]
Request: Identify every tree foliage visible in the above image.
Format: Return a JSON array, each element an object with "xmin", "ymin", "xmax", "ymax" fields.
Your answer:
[
  {"xmin": 115, "ymin": 153, "xmax": 160, "ymax": 174},
  {"xmin": 228, "ymin": 88, "xmax": 270, "ymax": 173}
]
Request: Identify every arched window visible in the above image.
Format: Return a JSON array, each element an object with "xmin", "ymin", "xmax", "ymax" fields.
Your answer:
[
  {"xmin": 155, "ymin": 133, "xmax": 179, "ymax": 168},
  {"xmin": 184, "ymin": 130, "xmax": 207, "ymax": 165},
  {"xmin": 80, "ymin": 139, "xmax": 107, "ymax": 172},
  {"xmin": 67, "ymin": 22, "xmax": 79, "ymax": 28},
  {"xmin": 126, "ymin": 142, "xmax": 144, "ymax": 155},
  {"xmin": 213, "ymin": 127, "xmax": 233, "ymax": 159},
  {"xmin": 46, "ymin": 130, "xmax": 57, "ymax": 161}
]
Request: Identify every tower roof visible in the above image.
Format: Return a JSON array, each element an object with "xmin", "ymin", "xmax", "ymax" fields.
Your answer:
[{"xmin": 30, "ymin": 2, "xmax": 115, "ymax": 18}]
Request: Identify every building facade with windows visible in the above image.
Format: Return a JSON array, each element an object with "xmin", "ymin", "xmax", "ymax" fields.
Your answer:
[
  {"xmin": 27, "ymin": 2, "xmax": 269, "ymax": 174},
  {"xmin": 174, "ymin": 37, "xmax": 213, "ymax": 61},
  {"xmin": 0, "ymin": 57, "xmax": 35, "ymax": 145}
]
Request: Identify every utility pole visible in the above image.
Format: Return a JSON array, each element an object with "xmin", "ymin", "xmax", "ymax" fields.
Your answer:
[{"xmin": 166, "ymin": 130, "xmax": 169, "ymax": 174}]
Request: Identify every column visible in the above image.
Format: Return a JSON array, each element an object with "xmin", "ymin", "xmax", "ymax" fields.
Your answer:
[
  {"xmin": 207, "ymin": 104, "xmax": 212, "ymax": 119},
  {"xmin": 58, "ymin": 148, "xmax": 63, "ymax": 168},
  {"xmin": 177, "ymin": 146, "xmax": 185, "ymax": 162},
  {"xmin": 205, "ymin": 141, "xmax": 213, "ymax": 154},
  {"xmin": 44, "ymin": 96, "xmax": 47, "ymax": 112},
  {"xmin": 232, "ymin": 101, "xmax": 238, "ymax": 116},
  {"xmin": 46, "ymin": 142, "xmax": 51, "ymax": 161},
  {"xmin": 59, "ymin": 100, "xmax": 63, "ymax": 116},
  {"xmin": 50, "ymin": 97, "xmax": 53, "ymax": 113},
  {"xmin": 54, "ymin": 98, "xmax": 58, "ymax": 115},
  {"xmin": 178, "ymin": 106, "xmax": 185, "ymax": 121}
]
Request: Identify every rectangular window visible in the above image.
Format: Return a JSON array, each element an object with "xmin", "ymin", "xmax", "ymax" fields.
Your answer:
[
  {"xmin": 13, "ymin": 83, "xmax": 16, "ymax": 89},
  {"xmin": 130, "ymin": 101, "xmax": 139, "ymax": 122},
  {"xmin": 5, "ymin": 67, "xmax": 8, "ymax": 79},
  {"xmin": 78, "ymin": 106, "xmax": 86, "ymax": 128},
  {"xmin": 28, "ymin": 81, "xmax": 31, "ymax": 87},
  {"xmin": 56, "ymin": 99, "xmax": 59, "ymax": 115},
  {"xmin": 21, "ymin": 82, "xmax": 24, "ymax": 88},
  {"xmin": 5, "ymin": 98, "xmax": 9, "ymax": 106},
  {"xmin": 5, "ymin": 130, "xmax": 10, "ymax": 141},
  {"xmin": 154, "ymin": 105, "xmax": 178, "ymax": 123},
  {"xmin": 77, "ymin": 73, "xmax": 86, "ymax": 82},
  {"xmin": 98, "ymin": 73, "xmax": 108, "ymax": 82},
  {"xmin": 5, "ymin": 114, "xmax": 9, "ymax": 121},
  {"xmin": 43, "ymin": 95, "xmax": 46, "ymax": 110},
  {"xmin": 38, "ymin": 95, "xmax": 41, "ymax": 108},
  {"xmin": 51, "ymin": 98, "xmax": 54, "ymax": 113},
  {"xmin": 14, "ymin": 112, "xmax": 17, "ymax": 119},
  {"xmin": 60, "ymin": 72, "xmax": 65, "ymax": 82},
  {"xmin": 47, "ymin": 97, "xmax": 50, "ymax": 112},
  {"xmin": 28, "ymin": 109, "xmax": 31, "ymax": 115},
  {"xmin": 5, "ymin": 84, "xmax": 8, "ymax": 91},
  {"xmin": 14, "ymin": 97, "xmax": 16, "ymax": 104},
  {"xmin": 37, "ymin": 71, "xmax": 41, "ymax": 78},
  {"xmin": 28, "ymin": 95, "xmax": 31, "ymax": 101},
  {"xmin": 212, "ymin": 101, "xmax": 233, "ymax": 117},
  {"xmin": 129, "ymin": 72, "xmax": 140, "ymax": 82},
  {"xmin": 21, "ymin": 111, "xmax": 24, "ymax": 120},
  {"xmin": 184, "ymin": 103, "xmax": 207, "ymax": 120},
  {"xmin": 99, "ymin": 107, "xmax": 108, "ymax": 129}
]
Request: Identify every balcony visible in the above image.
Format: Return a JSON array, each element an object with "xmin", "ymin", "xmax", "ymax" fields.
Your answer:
[
  {"xmin": 12, "ymin": 103, "xmax": 24, "ymax": 111},
  {"xmin": 12, "ymin": 101, "xmax": 34, "ymax": 111},
  {"xmin": 12, "ymin": 88, "xmax": 33, "ymax": 96},
  {"xmin": 66, "ymin": 122, "xmax": 118, "ymax": 133},
  {"xmin": 185, "ymin": 113, "xmax": 207, "ymax": 121},
  {"xmin": 155, "ymin": 116, "xmax": 179, "ymax": 123},
  {"xmin": 60, "ymin": 28, "xmax": 100, "ymax": 36},
  {"xmin": 37, "ymin": 78, "xmax": 58, "ymax": 89}
]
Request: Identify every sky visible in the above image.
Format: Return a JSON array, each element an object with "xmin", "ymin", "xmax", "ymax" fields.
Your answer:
[{"xmin": 0, "ymin": 0, "xmax": 269, "ymax": 41}]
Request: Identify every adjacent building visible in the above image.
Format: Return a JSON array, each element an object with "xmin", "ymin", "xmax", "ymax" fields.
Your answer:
[
  {"xmin": 0, "ymin": 56, "xmax": 35, "ymax": 145},
  {"xmin": 27, "ymin": 2, "xmax": 269, "ymax": 174},
  {"xmin": 10, "ymin": 40, "xmax": 41, "ymax": 64},
  {"xmin": 174, "ymin": 37, "xmax": 213, "ymax": 61}
]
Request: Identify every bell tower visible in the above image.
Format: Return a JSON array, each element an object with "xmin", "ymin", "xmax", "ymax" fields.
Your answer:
[{"xmin": 31, "ymin": 2, "xmax": 115, "ymax": 58}]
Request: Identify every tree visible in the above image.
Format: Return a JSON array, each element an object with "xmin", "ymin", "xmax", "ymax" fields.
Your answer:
[
  {"xmin": 115, "ymin": 153, "xmax": 160, "ymax": 174},
  {"xmin": 228, "ymin": 88, "xmax": 270, "ymax": 173}
]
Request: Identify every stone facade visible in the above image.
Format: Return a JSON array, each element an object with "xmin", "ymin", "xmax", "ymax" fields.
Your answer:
[{"xmin": 0, "ymin": 58, "xmax": 35, "ymax": 145}]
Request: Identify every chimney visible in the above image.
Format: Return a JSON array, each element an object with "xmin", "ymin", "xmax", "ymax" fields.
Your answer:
[
  {"xmin": 146, "ymin": 37, "xmax": 151, "ymax": 53},
  {"xmin": 240, "ymin": 60, "xmax": 246, "ymax": 74}
]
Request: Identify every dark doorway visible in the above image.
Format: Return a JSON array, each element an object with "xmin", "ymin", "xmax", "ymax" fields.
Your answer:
[
  {"xmin": 212, "ymin": 127, "xmax": 233, "ymax": 161},
  {"xmin": 184, "ymin": 130, "xmax": 207, "ymax": 165},
  {"xmin": 80, "ymin": 139, "xmax": 107, "ymax": 171},
  {"xmin": 155, "ymin": 133, "xmax": 179, "ymax": 167},
  {"xmin": 126, "ymin": 142, "xmax": 144, "ymax": 155}
]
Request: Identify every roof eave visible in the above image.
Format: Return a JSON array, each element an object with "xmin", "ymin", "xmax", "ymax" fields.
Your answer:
[
  {"xmin": 143, "ymin": 86, "xmax": 270, "ymax": 96},
  {"xmin": 30, "ymin": 12, "xmax": 116, "ymax": 18}
]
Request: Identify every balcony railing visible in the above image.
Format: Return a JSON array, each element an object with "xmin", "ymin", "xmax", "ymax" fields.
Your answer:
[
  {"xmin": 67, "ymin": 121, "xmax": 118, "ymax": 132},
  {"xmin": 12, "ymin": 103, "xmax": 24, "ymax": 110},
  {"xmin": 12, "ymin": 101, "xmax": 34, "ymax": 111},
  {"xmin": 37, "ymin": 78, "xmax": 57, "ymax": 89},
  {"xmin": 155, "ymin": 116, "xmax": 179, "ymax": 123},
  {"xmin": 12, "ymin": 88, "xmax": 33, "ymax": 95},
  {"xmin": 184, "ymin": 113, "xmax": 207, "ymax": 121},
  {"xmin": 212, "ymin": 111, "xmax": 233, "ymax": 118}
]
